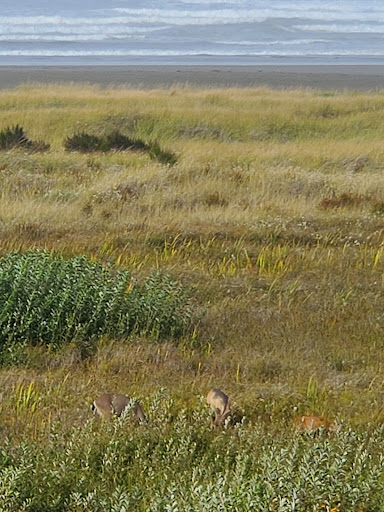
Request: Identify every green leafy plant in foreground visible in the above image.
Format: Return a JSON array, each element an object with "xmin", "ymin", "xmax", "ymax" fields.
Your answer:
[
  {"xmin": 0, "ymin": 251, "xmax": 192, "ymax": 361},
  {"xmin": 0, "ymin": 397, "xmax": 384, "ymax": 511}
]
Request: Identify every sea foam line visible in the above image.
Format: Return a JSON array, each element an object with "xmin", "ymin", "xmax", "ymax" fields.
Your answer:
[{"xmin": 0, "ymin": 49, "xmax": 383, "ymax": 57}]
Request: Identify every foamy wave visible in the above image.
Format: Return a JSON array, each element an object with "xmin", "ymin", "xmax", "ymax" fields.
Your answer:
[
  {"xmin": 0, "ymin": 19, "xmax": 164, "ymax": 34},
  {"xmin": 0, "ymin": 49, "xmax": 383, "ymax": 57},
  {"xmin": 295, "ymin": 23, "xmax": 384, "ymax": 34},
  {"xmin": 0, "ymin": 13, "xmax": 268, "ymax": 28},
  {"xmin": 0, "ymin": 34, "xmax": 146, "ymax": 42},
  {"xmin": 2, "ymin": 5, "xmax": 384, "ymax": 34},
  {"xmin": 1, "ymin": 1, "xmax": 384, "ymax": 65},
  {"xmin": 218, "ymin": 39, "xmax": 333, "ymax": 46},
  {"xmin": 113, "ymin": 6, "xmax": 384, "ymax": 24}
]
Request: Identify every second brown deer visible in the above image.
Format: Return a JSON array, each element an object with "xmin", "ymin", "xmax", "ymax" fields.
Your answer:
[
  {"xmin": 294, "ymin": 415, "xmax": 335, "ymax": 433},
  {"xmin": 206, "ymin": 388, "xmax": 231, "ymax": 427},
  {"xmin": 92, "ymin": 393, "xmax": 146, "ymax": 423}
]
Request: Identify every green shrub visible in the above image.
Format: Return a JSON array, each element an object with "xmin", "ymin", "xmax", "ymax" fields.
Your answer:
[
  {"xmin": 104, "ymin": 130, "xmax": 148, "ymax": 151},
  {"xmin": 64, "ymin": 129, "xmax": 177, "ymax": 164},
  {"xmin": 0, "ymin": 125, "xmax": 49, "ymax": 152},
  {"xmin": 0, "ymin": 124, "xmax": 27, "ymax": 149},
  {"xmin": 0, "ymin": 251, "xmax": 192, "ymax": 361},
  {"xmin": 64, "ymin": 131, "xmax": 105, "ymax": 152}
]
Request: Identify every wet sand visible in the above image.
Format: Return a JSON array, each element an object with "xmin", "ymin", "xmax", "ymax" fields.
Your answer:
[{"xmin": 0, "ymin": 65, "xmax": 384, "ymax": 91}]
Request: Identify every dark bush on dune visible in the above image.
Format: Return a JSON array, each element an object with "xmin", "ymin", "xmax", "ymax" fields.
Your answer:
[
  {"xmin": 0, "ymin": 125, "xmax": 49, "ymax": 152},
  {"xmin": 65, "ymin": 129, "xmax": 177, "ymax": 164},
  {"xmin": 64, "ymin": 131, "xmax": 105, "ymax": 152},
  {"xmin": 104, "ymin": 130, "xmax": 148, "ymax": 151}
]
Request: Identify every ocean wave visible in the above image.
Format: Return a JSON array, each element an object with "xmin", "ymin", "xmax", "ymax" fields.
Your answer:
[
  {"xmin": 0, "ymin": 34, "xmax": 147, "ymax": 42},
  {"xmin": 0, "ymin": 16, "xmax": 169, "ymax": 30},
  {"xmin": 113, "ymin": 6, "xmax": 384, "ymax": 24},
  {"xmin": 0, "ymin": 24, "xmax": 157, "ymax": 36},
  {"xmin": 2, "ymin": 6, "xmax": 384, "ymax": 32},
  {"xmin": 2, "ymin": 0, "xmax": 384, "ymax": 65},
  {"xmin": 216, "ymin": 39, "xmax": 333, "ymax": 46},
  {"xmin": 294, "ymin": 23, "xmax": 384, "ymax": 34},
  {"xmin": 0, "ymin": 48, "xmax": 383, "ymax": 57}
]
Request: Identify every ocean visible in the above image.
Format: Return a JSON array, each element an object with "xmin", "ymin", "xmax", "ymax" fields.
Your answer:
[{"xmin": 1, "ymin": 0, "xmax": 383, "ymax": 66}]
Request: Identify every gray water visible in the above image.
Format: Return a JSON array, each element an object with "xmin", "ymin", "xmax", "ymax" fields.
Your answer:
[{"xmin": 1, "ymin": 0, "xmax": 383, "ymax": 65}]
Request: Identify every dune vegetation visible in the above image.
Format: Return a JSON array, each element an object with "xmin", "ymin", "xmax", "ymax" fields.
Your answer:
[{"xmin": 1, "ymin": 83, "xmax": 384, "ymax": 510}]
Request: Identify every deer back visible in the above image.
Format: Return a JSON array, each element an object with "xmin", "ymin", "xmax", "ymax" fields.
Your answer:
[
  {"xmin": 206, "ymin": 388, "xmax": 231, "ymax": 426},
  {"xmin": 294, "ymin": 415, "xmax": 334, "ymax": 432},
  {"xmin": 92, "ymin": 393, "xmax": 115, "ymax": 419},
  {"xmin": 92, "ymin": 393, "xmax": 146, "ymax": 422}
]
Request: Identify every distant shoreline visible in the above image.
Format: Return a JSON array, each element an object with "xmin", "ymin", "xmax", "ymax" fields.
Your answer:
[{"xmin": 0, "ymin": 65, "xmax": 384, "ymax": 91}]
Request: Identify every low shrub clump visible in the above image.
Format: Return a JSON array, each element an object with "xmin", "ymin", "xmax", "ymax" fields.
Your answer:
[
  {"xmin": 0, "ymin": 251, "xmax": 192, "ymax": 361},
  {"xmin": 64, "ymin": 129, "xmax": 177, "ymax": 164},
  {"xmin": 63, "ymin": 131, "xmax": 104, "ymax": 152},
  {"xmin": 0, "ymin": 125, "xmax": 49, "ymax": 151}
]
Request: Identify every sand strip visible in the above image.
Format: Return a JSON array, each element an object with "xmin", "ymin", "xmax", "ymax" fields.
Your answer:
[{"xmin": 0, "ymin": 65, "xmax": 384, "ymax": 91}]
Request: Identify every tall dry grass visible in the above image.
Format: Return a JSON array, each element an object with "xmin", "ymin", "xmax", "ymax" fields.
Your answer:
[{"xmin": 0, "ymin": 84, "xmax": 384, "ymax": 439}]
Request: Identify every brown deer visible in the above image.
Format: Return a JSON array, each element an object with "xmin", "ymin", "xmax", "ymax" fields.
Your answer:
[
  {"xmin": 294, "ymin": 415, "xmax": 335, "ymax": 433},
  {"xmin": 92, "ymin": 393, "xmax": 146, "ymax": 422},
  {"xmin": 206, "ymin": 388, "xmax": 231, "ymax": 427}
]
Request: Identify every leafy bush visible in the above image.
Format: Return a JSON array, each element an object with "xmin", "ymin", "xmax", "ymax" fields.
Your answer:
[
  {"xmin": 0, "ymin": 251, "xmax": 192, "ymax": 361},
  {"xmin": 0, "ymin": 125, "xmax": 49, "ymax": 151},
  {"xmin": 64, "ymin": 129, "xmax": 177, "ymax": 164},
  {"xmin": 0, "ymin": 397, "xmax": 384, "ymax": 511}
]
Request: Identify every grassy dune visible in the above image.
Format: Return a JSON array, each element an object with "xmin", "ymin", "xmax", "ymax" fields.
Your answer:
[{"xmin": 1, "ymin": 84, "xmax": 384, "ymax": 510}]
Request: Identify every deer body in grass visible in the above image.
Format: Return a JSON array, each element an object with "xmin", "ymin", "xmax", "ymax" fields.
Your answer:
[
  {"xmin": 206, "ymin": 388, "xmax": 231, "ymax": 426},
  {"xmin": 92, "ymin": 393, "xmax": 146, "ymax": 422},
  {"xmin": 294, "ymin": 414, "xmax": 335, "ymax": 433}
]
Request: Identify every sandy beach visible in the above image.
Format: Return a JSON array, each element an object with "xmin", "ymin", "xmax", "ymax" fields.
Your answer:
[{"xmin": 0, "ymin": 65, "xmax": 384, "ymax": 91}]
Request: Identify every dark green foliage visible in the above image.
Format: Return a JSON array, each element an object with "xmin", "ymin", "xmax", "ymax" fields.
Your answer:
[
  {"xmin": 0, "ymin": 125, "xmax": 49, "ymax": 152},
  {"xmin": 64, "ymin": 130, "xmax": 149, "ymax": 153},
  {"xmin": 104, "ymin": 130, "xmax": 148, "ymax": 151},
  {"xmin": 64, "ymin": 129, "xmax": 177, "ymax": 164},
  {"xmin": 64, "ymin": 131, "xmax": 104, "ymax": 152},
  {"xmin": 0, "ymin": 251, "xmax": 192, "ymax": 361},
  {"xmin": 148, "ymin": 141, "xmax": 178, "ymax": 165},
  {"xmin": 0, "ymin": 124, "xmax": 27, "ymax": 149}
]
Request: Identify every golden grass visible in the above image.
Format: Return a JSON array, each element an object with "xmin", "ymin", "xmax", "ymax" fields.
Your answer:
[{"xmin": 1, "ymin": 83, "xmax": 384, "ymax": 442}]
